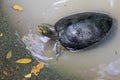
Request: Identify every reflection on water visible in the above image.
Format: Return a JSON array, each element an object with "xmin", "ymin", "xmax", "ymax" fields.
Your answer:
[
  {"xmin": 109, "ymin": 0, "xmax": 114, "ymax": 8},
  {"xmin": 22, "ymin": 31, "xmax": 54, "ymax": 61},
  {"xmin": 97, "ymin": 59, "xmax": 120, "ymax": 78}
]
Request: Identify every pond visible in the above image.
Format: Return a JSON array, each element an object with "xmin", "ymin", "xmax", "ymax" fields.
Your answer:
[{"xmin": 1, "ymin": 0, "xmax": 120, "ymax": 80}]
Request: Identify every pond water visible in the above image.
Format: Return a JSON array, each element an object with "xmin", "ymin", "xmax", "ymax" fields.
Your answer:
[{"xmin": 1, "ymin": 0, "xmax": 120, "ymax": 80}]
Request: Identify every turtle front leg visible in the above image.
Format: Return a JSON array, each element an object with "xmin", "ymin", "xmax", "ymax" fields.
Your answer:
[{"xmin": 53, "ymin": 41, "xmax": 64, "ymax": 59}]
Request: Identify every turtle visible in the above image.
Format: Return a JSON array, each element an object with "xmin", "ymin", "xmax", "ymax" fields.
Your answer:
[{"xmin": 37, "ymin": 12, "xmax": 113, "ymax": 57}]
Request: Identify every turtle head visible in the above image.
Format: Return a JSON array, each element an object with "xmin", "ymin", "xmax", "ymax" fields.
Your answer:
[
  {"xmin": 37, "ymin": 25, "xmax": 49, "ymax": 36},
  {"xmin": 37, "ymin": 24, "xmax": 57, "ymax": 39}
]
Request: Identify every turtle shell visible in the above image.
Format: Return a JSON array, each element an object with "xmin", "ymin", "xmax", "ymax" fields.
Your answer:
[{"xmin": 54, "ymin": 12, "xmax": 113, "ymax": 51}]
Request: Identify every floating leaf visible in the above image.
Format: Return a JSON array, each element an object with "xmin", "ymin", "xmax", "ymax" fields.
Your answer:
[
  {"xmin": 13, "ymin": 5, "xmax": 23, "ymax": 11},
  {"xmin": 16, "ymin": 58, "xmax": 32, "ymax": 64},
  {"xmin": 31, "ymin": 62, "xmax": 45, "ymax": 76},
  {"xmin": 6, "ymin": 51, "xmax": 12, "ymax": 59},
  {"xmin": 24, "ymin": 73, "xmax": 31, "ymax": 78}
]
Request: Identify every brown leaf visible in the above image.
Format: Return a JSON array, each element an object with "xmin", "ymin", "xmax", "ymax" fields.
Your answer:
[
  {"xmin": 3, "ymin": 70, "xmax": 8, "ymax": 76},
  {"xmin": 6, "ymin": 51, "xmax": 12, "ymax": 59}
]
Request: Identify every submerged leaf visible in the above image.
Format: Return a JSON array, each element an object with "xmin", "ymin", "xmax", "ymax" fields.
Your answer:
[
  {"xmin": 6, "ymin": 51, "xmax": 12, "ymax": 59},
  {"xmin": 24, "ymin": 73, "xmax": 32, "ymax": 78},
  {"xmin": 16, "ymin": 58, "xmax": 32, "ymax": 64},
  {"xmin": 36, "ymin": 62, "xmax": 45, "ymax": 69},
  {"xmin": 31, "ymin": 62, "xmax": 45, "ymax": 76},
  {"xmin": 24, "ymin": 62, "xmax": 45, "ymax": 78},
  {"xmin": 13, "ymin": 5, "xmax": 23, "ymax": 11},
  {"xmin": 3, "ymin": 70, "xmax": 8, "ymax": 76},
  {"xmin": 0, "ymin": 33, "xmax": 3, "ymax": 37}
]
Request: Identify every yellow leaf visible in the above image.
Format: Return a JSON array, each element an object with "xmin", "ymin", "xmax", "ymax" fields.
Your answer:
[
  {"xmin": 0, "ymin": 33, "xmax": 3, "ymax": 37},
  {"xmin": 16, "ymin": 58, "xmax": 32, "ymax": 64},
  {"xmin": 24, "ymin": 73, "xmax": 31, "ymax": 78},
  {"xmin": 13, "ymin": 5, "xmax": 23, "ymax": 11},
  {"xmin": 6, "ymin": 51, "xmax": 12, "ymax": 59}
]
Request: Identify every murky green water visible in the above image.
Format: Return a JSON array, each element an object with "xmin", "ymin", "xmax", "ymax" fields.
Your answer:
[{"xmin": 0, "ymin": 3, "xmax": 80, "ymax": 80}]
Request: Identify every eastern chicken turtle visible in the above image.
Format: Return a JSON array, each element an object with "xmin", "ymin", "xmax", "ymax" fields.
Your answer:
[{"xmin": 37, "ymin": 12, "xmax": 113, "ymax": 56}]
